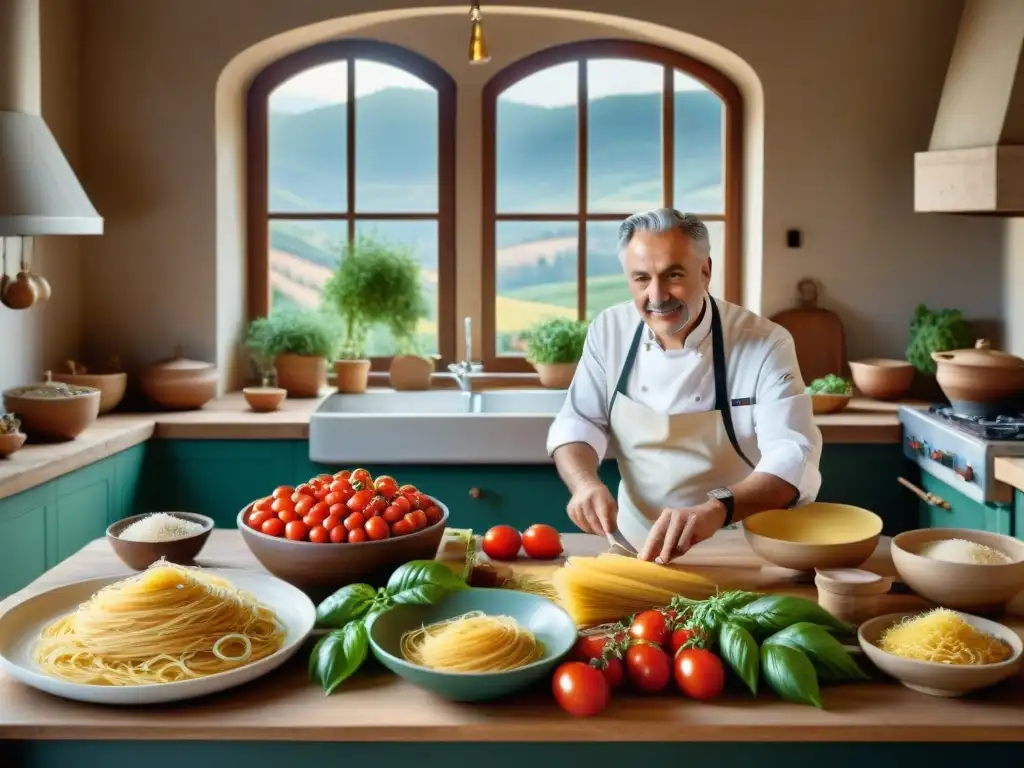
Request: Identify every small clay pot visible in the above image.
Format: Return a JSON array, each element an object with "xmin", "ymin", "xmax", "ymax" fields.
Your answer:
[
  {"xmin": 2, "ymin": 373, "xmax": 101, "ymax": 442},
  {"xmin": 932, "ymin": 339, "xmax": 1024, "ymax": 417},
  {"xmin": 274, "ymin": 354, "xmax": 326, "ymax": 398},
  {"xmin": 389, "ymin": 355, "xmax": 435, "ymax": 391},
  {"xmin": 848, "ymin": 358, "xmax": 914, "ymax": 401},
  {"xmin": 532, "ymin": 362, "xmax": 577, "ymax": 389},
  {"xmin": 243, "ymin": 386, "xmax": 287, "ymax": 413},
  {"xmin": 0, "ymin": 432, "xmax": 27, "ymax": 458},
  {"xmin": 335, "ymin": 359, "xmax": 371, "ymax": 394},
  {"xmin": 140, "ymin": 345, "xmax": 218, "ymax": 410}
]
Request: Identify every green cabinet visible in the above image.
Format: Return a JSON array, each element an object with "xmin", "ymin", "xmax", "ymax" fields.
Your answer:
[
  {"xmin": 0, "ymin": 484, "xmax": 51, "ymax": 598},
  {"xmin": 918, "ymin": 472, "xmax": 1012, "ymax": 535}
]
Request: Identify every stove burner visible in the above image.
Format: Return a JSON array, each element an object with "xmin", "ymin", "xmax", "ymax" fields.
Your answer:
[{"xmin": 928, "ymin": 405, "xmax": 1024, "ymax": 440}]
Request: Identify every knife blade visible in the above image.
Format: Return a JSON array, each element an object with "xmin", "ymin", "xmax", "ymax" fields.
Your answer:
[{"xmin": 606, "ymin": 529, "xmax": 638, "ymax": 556}]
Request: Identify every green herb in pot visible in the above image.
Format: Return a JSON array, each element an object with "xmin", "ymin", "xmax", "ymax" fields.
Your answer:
[
  {"xmin": 805, "ymin": 374, "xmax": 852, "ymax": 396},
  {"xmin": 906, "ymin": 303, "xmax": 972, "ymax": 375},
  {"xmin": 245, "ymin": 308, "xmax": 343, "ymax": 361},
  {"xmin": 521, "ymin": 317, "xmax": 590, "ymax": 365}
]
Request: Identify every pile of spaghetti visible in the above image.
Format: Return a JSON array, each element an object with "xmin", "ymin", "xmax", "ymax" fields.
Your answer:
[
  {"xmin": 400, "ymin": 610, "xmax": 544, "ymax": 672},
  {"xmin": 32, "ymin": 562, "xmax": 286, "ymax": 686},
  {"xmin": 877, "ymin": 608, "xmax": 1014, "ymax": 665}
]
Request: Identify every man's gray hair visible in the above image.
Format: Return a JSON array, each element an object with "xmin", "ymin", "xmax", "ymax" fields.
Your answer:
[{"xmin": 617, "ymin": 208, "xmax": 711, "ymax": 264}]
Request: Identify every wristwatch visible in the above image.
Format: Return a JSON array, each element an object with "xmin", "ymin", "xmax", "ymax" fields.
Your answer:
[{"xmin": 707, "ymin": 487, "xmax": 735, "ymax": 527}]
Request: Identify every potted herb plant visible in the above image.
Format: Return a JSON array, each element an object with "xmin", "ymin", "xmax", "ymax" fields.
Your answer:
[
  {"xmin": 905, "ymin": 303, "xmax": 972, "ymax": 400},
  {"xmin": 245, "ymin": 309, "xmax": 341, "ymax": 398},
  {"xmin": 521, "ymin": 317, "xmax": 589, "ymax": 389},
  {"xmin": 322, "ymin": 233, "xmax": 430, "ymax": 393}
]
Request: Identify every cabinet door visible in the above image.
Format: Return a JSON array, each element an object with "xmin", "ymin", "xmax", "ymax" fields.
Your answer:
[
  {"xmin": 55, "ymin": 457, "xmax": 117, "ymax": 562},
  {"xmin": 918, "ymin": 472, "xmax": 1012, "ymax": 534},
  {"xmin": 0, "ymin": 485, "xmax": 52, "ymax": 599}
]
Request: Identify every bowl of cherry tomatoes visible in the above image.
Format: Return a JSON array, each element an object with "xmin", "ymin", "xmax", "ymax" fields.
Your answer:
[{"xmin": 238, "ymin": 468, "xmax": 449, "ymax": 593}]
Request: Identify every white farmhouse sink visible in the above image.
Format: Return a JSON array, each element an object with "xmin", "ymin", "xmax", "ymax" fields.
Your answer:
[{"xmin": 308, "ymin": 389, "xmax": 574, "ymax": 464}]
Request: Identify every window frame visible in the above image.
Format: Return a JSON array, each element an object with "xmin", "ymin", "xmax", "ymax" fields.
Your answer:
[
  {"xmin": 480, "ymin": 39, "xmax": 744, "ymax": 372},
  {"xmin": 246, "ymin": 39, "xmax": 458, "ymax": 371}
]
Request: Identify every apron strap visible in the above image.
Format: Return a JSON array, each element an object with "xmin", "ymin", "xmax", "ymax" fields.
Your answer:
[
  {"xmin": 710, "ymin": 298, "xmax": 755, "ymax": 469},
  {"xmin": 609, "ymin": 320, "xmax": 645, "ymax": 412}
]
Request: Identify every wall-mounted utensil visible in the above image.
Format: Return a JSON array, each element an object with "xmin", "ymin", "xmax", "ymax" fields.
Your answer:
[{"xmin": 769, "ymin": 278, "xmax": 847, "ymax": 384}]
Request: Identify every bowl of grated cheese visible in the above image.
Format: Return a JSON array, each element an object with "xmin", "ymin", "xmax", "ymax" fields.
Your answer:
[
  {"xmin": 106, "ymin": 511, "xmax": 214, "ymax": 570},
  {"xmin": 891, "ymin": 528, "xmax": 1024, "ymax": 611}
]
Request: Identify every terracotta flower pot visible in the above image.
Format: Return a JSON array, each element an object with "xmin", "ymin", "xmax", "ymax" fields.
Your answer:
[
  {"xmin": 335, "ymin": 359, "xmax": 371, "ymax": 394},
  {"xmin": 389, "ymin": 355, "xmax": 435, "ymax": 391},
  {"xmin": 532, "ymin": 361, "xmax": 577, "ymax": 389},
  {"xmin": 274, "ymin": 354, "xmax": 326, "ymax": 398}
]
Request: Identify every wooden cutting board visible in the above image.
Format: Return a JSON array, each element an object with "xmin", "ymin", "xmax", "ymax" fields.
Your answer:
[{"xmin": 769, "ymin": 278, "xmax": 847, "ymax": 384}]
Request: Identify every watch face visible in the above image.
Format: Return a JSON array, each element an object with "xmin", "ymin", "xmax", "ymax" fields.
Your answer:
[{"xmin": 710, "ymin": 488, "xmax": 731, "ymax": 500}]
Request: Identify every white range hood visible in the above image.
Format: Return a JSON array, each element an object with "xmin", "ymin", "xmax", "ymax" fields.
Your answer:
[
  {"xmin": 0, "ymin": 0, "xmax": 102, "ymax": 236},
  {"xmin": 915, "ymin": 0, "xmax": 1024, "ymax": 215}
]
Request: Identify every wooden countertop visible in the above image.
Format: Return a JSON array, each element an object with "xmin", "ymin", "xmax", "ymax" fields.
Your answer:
[
  {"xmin": 994, "ymin": 457, "xmax": 1024, "ymax": 494},
  {"xmin": 0, "ymin": 393, "xmax": 912, "ymax": 501},
  {"xmin": 1, "ymin": 529, "xmax": 1022, "ymax": 743}
]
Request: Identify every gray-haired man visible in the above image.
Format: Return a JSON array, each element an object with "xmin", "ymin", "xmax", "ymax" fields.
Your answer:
[{"xmin": 546, "ymin": 208, "xmax": 823, "ymax": 563}]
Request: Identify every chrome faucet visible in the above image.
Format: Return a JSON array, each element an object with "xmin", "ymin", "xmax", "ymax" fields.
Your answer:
[{"xmin": 447, "ymin": 316, "xmax": 484, "ymax": 393}]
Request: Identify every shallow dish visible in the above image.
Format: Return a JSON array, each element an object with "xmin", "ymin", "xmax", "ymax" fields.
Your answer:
[
  {"xmin": 809, "ymin": 393, "xmax": 851, "ymax": 414},
  {"xmin": 0, "ymin": 568, "xmax": 315, "ymax": 705},
  {"xmin": 367, "ymin": 587, "xmax": 577, "ymax": 702},
  {"xmin": 106, "ymin": 512, "xmax": 214, "ymax": 570},
  {"xmin": 891, "ymin": 528, "xmax": 1024, "ymax": 610},
  {"xmin": 858, "ymin": 610, "xmax": 1023, "ymax": 697},
  {"xmin": 237, "ymin": 498, "xmax": 449, "ymax": 595},
  {"xmin": 743, "ymin": 502, "xmax": 883, "ymax": 571}
]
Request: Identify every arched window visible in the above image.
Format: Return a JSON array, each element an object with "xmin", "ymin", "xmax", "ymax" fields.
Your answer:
[
  {"xmin": 246, "ymin": 40, "xmax": 456, "ymax": 368},
  {"xmin": 481, "ymin": 40, "xmax": 743, "ymax": 370}
]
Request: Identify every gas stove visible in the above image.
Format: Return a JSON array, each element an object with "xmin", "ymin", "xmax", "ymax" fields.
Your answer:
[{"xmin": 898, "ymin": 404, "xmax": 1024, "ymax": 505}]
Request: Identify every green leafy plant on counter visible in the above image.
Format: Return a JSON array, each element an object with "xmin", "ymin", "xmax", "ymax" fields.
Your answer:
[
  {"xmin": 521, "ymin": 317, "xmax": 590, "ymax": 365},
  {"xmin": 666, "ymin": 591, "xmax": 867, "ymax": 708},
  {"xmin": 245, "ymin": 308, "xmax": 342, "ymax": 365},
  {"xmin": 309, "ymin": 560, "xmax": 468, "ymax": 694},
  {"xmin": 321, "ymin": 233, "xmax": 429, "ymax": 360},
  {"xmin": 805, "ymin": 374, "xmax": 852, "ymax": 396},
  {"xmin": 906, "ymin": 303, "xmax": 971, "ymax": 375}
]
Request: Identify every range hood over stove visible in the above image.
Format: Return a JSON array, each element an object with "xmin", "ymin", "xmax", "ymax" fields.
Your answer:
[{"xmin": 915, "ymin": 0, "xmax": 1024, "ymax": 216}]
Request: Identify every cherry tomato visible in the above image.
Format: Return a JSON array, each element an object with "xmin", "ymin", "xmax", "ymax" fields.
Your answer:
[
  {"xmin": 365, "ymin": 516, "xmax": 390, "ymax": 541},
  {"xmin": 316, "ymin": 473, "xmax": 333, "ymax": 484},
  {"xmin": 350, "ymin": 469, "xmax": 373, "ymax": 490},
  {"xmin": 344, "ymin": 512, "xmax": 366, "ymax": 531},
  {"xmin": 322, "ymin": 515, "xmax": 341, "ymax": 531},
  {"xmin": 402, "ymin": 512, "xmax": 420, "ymax": 531},
  {"xmin": 294, "ymin": 497, "xmax": 314, "ymax": 517},
  {"xmin": 248, "ymin": 509, "xmax": 273, "ymax": 529},
  {"xmin": 424, "ymin": 505, "xmax": 443, "ymax": 524},
  {"xmin": 294, "ymin": 483, "xmax": 315, "ymax": 498},
  {"xmin": 629, "ymin": 610, "xmax": 670, "ymax": 647},
  {"xmin": 552, "ymin": 662, "xmax": 610, "ymax": 718},
  {"xmin": 482, "ymin": 525, "xmax": 522, "ymax": 560},
  {"xmin": 382, "ymin": 505, "xmax": 404, "ymax": 524},
  {"xmin": 314, "ymin": 486, "xmax": 329, "ymax": 501},
  {"xmin": 329, "ymin": 525, "xmax": 348, "ymax": 543},
  {"xmin": 669, "ymin": 628, "xmax": 698, "ymax": 655},
  {"xmin": 365, "ymin": 496, "xmax": 388, "ymax": 518},
  {"xmin": 272, "ymin": 486, "xmax": 294, "ymax": 500},
  {"xmin": 415, "ymin": 492, "xmax": 432, "ymax": 510},
  {"xmin": 391, "ymin": 496, "xmax": 412, "ymax": 514},
  {"xmin": 572, "ymin": 634, "xmax": 609, "ymax": 661},
  {"xmin": 409, "ymin": 509, "xmax": 428, "ymax": 529},
  {"xmin": 347, "ymin": 489, "xmax": 374, "ymax": 513},
  {"xmin": 522, "ymin": 524, "xmax": 563, "ymax": 559},
  {"xmin": 674, "ymin": 648, "xmax": 725, "ymax": 701},
  {"xmin": 348, "ymin": 528, "xmax": 368, "ymax": 543},
  {"xmin": 599, "ymin": 657, "xmax": 625, "ymax": 689},
  {"xmin": 398, "ymin": 483, "xmax": 418, "ymax": 497},
  {"xmin": 323, "ymin": 492, "xmax": 342, "ymax": 507},
  {"xmin": 308, "ymin": 525, "xmax": 329, "ymax": 544},
  {"xmin": 333, "ymin": 470, "xmax": 352, "ymax": 482},
  {"xmin": 277, "ymin": 508, "xmax": 300, "ymax": 524},
  {"xmin": 261, "ymin": 517, "xmax": 285, "ymax": 537},
  {"xmin": 374, "ymin": 475, "xmax": 399, "ymax": 499},
  {"xmin": 391, "ymin": 519, "xmax": 413, "ymax": 536},
  {"xmin": 271, "ymin": 497, "xmax": 293, "ymax": 515},
  {"xmin": 253, "ymin": 498, "xmax": 273, "ymax": 514},
  {"xmin": 625, "ymin": 643, "xmax": 671, "ymax": 694},
  {"xmin": 285, "ymin": 520, "xmax": 309, "ymax": 541},
  {"xmin": 328, "ymin": 503, "xmax": 346, "ymax": 518}
]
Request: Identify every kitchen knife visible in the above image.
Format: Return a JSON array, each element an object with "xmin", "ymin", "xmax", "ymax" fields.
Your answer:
[{"xmin": 606, "ymin": 529, "xmax": 638, "ymax": 556}]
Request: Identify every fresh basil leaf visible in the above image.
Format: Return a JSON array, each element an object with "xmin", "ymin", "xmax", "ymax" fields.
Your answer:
[
  {"xmin": 761, "ymin": 643, "xmax": 822, "ymax": 709},
  {"xmin": 730, "ymin": 595, "xmax": 853, "ymax": 639},
  {"xmin": 386, "ymin": 559, "xmax": 468, "ymax": 597},
  {"xmin": 315, "ymin": 583, "xmax": 376, "ymax": 629},
  {"xmin": 763, "ymin": 622, "xmax": 868, "ymax": 682},
  {"xmin": 309, "ymin": 620, "xmax": 369, "ymax": 695},
  {"xmin": 718, "ymin": 622, "xmax": 759, "ymax": 695},
  {"xmin": 390, "ymin": 583, "xmax": 449, "ymax": 606}
]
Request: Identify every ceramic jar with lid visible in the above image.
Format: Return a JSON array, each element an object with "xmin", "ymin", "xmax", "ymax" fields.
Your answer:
[
  {"xmin": 140, "ymin": 345, "xmax": 218, "ymax": 411},
  {"xmin": 931, "ymin": 339, "xmax": 1024, "ymax": 417}
]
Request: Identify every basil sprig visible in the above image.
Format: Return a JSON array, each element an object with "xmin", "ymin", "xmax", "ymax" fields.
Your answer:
[{"xmin": 308, "ymin": 559, "xmax": 468, "ymax": 694}]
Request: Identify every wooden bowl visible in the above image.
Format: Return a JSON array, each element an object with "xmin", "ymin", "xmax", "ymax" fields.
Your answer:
[
  {"xmin": 858, "ymin": 610, "xmax": 1023, "ymax": 697},
  {"xmin": 106, "ymin": 512, "xmax": 214, "ymax": 570},
  {"xmin": 237, "ymin": 499, "xmax": 450, "ymax": 598},
  {"xmin": 891, "ymin": 528, "xmax": 1024, "ymax": 611},
  {"xmin": 0, "ymin": 432, "xmax": 26, "ymax": 458},
  {"xmin": 2, "ymin": 382, "xmax": 101, "ymax": 442},
  {"xmin": 51, "ymin": 372, "xmax": 127, "ymax": 414},
  {"xmin": 243, "ymin": 386, "xmax": 286, "ymax": 413},
  {"xmin": 743, "ymin": 502, "xmax": 883, "ymax": 572},
  {"xmin": 848, "ymin": 359, "xmax": 914, "ymax": 401},
  {"xmin": 810, "ymin": 393, "xmax": 851, "ymax": 414}
]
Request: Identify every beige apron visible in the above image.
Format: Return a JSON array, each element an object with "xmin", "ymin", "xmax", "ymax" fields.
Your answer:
[{"xmin": 609, "ymin": 298, "xmax": 756, "ymax": 553}]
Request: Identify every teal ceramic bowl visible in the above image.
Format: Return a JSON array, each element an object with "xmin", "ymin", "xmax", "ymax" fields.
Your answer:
[{"xmin": 367, "ymin": 588, "xmax": 578, "ymax": 702}]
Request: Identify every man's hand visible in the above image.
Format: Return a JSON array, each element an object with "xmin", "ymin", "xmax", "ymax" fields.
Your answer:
[
  {"xmin": 566, "ymin": 480, "xmax": 617, "ymax": 535},
  {"xmin": 639, "ymin": 500, "xmax": 727, "ymax": 563}
]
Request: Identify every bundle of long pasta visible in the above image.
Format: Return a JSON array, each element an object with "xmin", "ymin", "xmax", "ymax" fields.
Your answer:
[
  {"xmin": 33, "ymin": 562, "xmax": 286, "ymax": 686},
  {"xmin": 552, "ymin": 553, "xmax": 718, "ymax": 626}
]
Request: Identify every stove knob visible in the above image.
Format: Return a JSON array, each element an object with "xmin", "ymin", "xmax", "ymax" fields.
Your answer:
[{"xmin": 962, "ymin": 465, "xmax": 975, "ymax": 482}]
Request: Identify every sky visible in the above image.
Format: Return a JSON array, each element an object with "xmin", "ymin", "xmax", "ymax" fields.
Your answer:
[{"xmin": 270, "ymin": 58, "xmax": 707, "ymax": 110}]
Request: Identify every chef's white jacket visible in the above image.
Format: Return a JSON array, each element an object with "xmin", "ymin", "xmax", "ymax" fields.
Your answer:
[{"xmin": 546, "ymin": 295, "xmax": 824, "ymax": 504}]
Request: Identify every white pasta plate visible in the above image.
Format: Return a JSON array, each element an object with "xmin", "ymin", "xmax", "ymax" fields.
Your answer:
[{"xmin": 0, "ymin": 568, "xmax": 316, "ymax": 705}]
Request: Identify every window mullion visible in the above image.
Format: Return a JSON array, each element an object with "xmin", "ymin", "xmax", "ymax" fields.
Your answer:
[
  {"xmin": 662, "ymin": 64, "xmax": 674, "ymax": 210},
  {"xmin": 346, "ymin": 56, "xmax": 356, "ymax": 244},
  {"xmin": 577, "ymin": 58, "xmax": 588, "ymax": 323}
]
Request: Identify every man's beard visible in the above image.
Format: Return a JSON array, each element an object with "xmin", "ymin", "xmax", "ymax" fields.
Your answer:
[{"xmin": 645, "ymin": 297, "xmax": 690, "ymax": 332}]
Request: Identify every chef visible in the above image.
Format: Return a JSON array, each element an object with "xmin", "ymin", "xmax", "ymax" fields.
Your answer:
[{"xmin": 547, "ymin": 208, "xmax": 823, "ymax": 564}]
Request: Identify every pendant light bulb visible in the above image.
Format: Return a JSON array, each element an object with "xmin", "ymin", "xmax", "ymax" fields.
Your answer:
[{"xmin": 468, "ymin": 3, "xmax": 490, "ymax": 65}]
